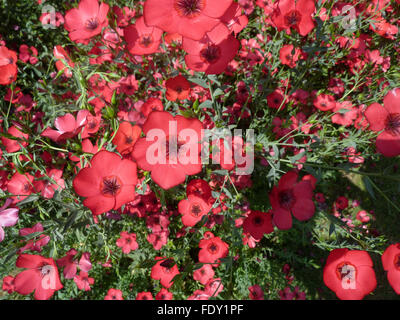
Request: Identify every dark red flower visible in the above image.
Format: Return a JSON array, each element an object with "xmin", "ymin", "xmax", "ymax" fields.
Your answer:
[
  {"xmin": 186, "ymin": 179, "xmax": 212, "ymax": 202},
  {"xmin": 14, "ymin": 254, "xmax": 63, "ymax": 300},
  {"xmin": 249, "ymin": 284, "xmax": 264, "ymax": 300},
  {"xmin": 323, "ymin": 249, "xmax": 376, "ymax": 300},
  {"xmin": 382, "ymin": 243, "xmax": 400, "ymax": 294},
  {"xmin": 144, "ymin": 0, "xmax": 233, "ymax": 41},
  {"xmin": 269, "ymin": 171, "xmax": 315, "ymax": 230},
  {"xmin": 64, "ymin": 0, "xmax": 109, "ymax": 43},
  {"xmin": 132, "ymin": 111, "xmax": 203, "ymax": 190},
  {"xmin": 165, "ymin": 75, "xmax": 191, "ymax": 101},
  {"xmin": 242, "ymin": 210, "xmax": 273, "ymax": 241},
  {"xmin": 364, "ymin": 88, "xmax": 400, "ymax": 157},
  {"xmin": 73, "ymin": 150, "xmax": 138, "ymax": 215}
]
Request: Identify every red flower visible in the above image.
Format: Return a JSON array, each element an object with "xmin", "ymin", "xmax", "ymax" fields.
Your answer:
[
  {"xmin": 0, "ymin": 46, "xmax": 18, "ymax": 85},
  {"xmin": 313, "ymin": 93, "xmax": 336, "ymax": 111},
  {"xmin": 279, "ymin": 44, "xmax": 301, "ymax": 68},
  {"xmin": 242, "ymin": 210, "xmax": 273, "ymax": 241},
  {"xmin": 64, "ymin": 0, "xmax": 109, "ymax": 42},
  {"xmin": 112, "ymin": 122, "xmax": 142, "ymax": 155},
  {"xmin": 220, "ymin": 2, "xmax": 249, "ymax": 35},
  {"xmin": 7, "ymin": 172, "xmax": 35, "ymax": 203},
  {"xmin": 249, "ymin": 284, "xmax": 264, "ymax": 300},
  {"xmin": 141, "ymin": 98, "xmax": 164, "ymax": 117},
  {"xmin": 132, "ymin": 111, "xmax": 203, "ymax": 190},
  {"xmin": 105, "ymin": 288, "xmax": 124, "ymax": 300},
  {"xmin": 156, "ymin": 288, "xmax": 173, "ymax": 300},
  {"xmin": 33, "ymin": 168, "xmax": 65, "ymax": 199},
  {"xmin": 14, "ymin": 254, "xmax": 63, "ymax": 300},
  {"xmin": 151, "ymin": 257, "xmax": 180, "ymax": 288},
  {"xmin": 1, "ymin": 125, "xmax": 28, "ymax": 153},
  {"xmin": 41, "ymin": 110, "xmax": 89, "ymax": 143},
  {"xmin": 57, "ymin": 249, "xmax": 92, "ymax": 279},
  {"xmin": 73, "ymin": 150, "xmax": 138, "ymax": 215},
  {"xmin": 116, "ymin": 231, "xmax": 139, "ymax": 254},
  {"xmin": 136, "ymin": 291, "xmax": 153, "ymax": 300},
  {"xmin": 198, "ymin": 234, "xmax": 229, "ymax": 266},
  {"xmin": 323, "ymin": 249, "xmax": 377, "ymax": 300},
  {"xmin": 144, "ymin": 0, "xmax": 233, "ymax": 41},
  {"xmin": 2, "ymin": 275, "xmax": 15, "ymax": 294},
  {"xmin": 269, "ymin": 171, "xmax": 315, "ymax": 230},
  {"xmin": 18, "ymin": 223, "xmax": 50, "ymax": 254},
  {"xmin": 364, "ymin": 88, "xmax": 400, "ymax": 157},
  {"xmin": 382, "ymin": 243, "xmax": 400, "ymax": 294},
  {"xmin": 186, "ymin": 179, "xmax": 212, "ymax": 201},
  {"xmin": 271, "ymin": 0, "xmax": 315, "ymax": 36},
  {"xmin": 183, "ymin": 23, "xmax": 240, "ymax": 74},
  {"xmin": 165, "ymin": 75, "xmax": 191, "ymax": 101},
  {"xmin": 74, "ymin": 271, "xmax": 94, "ymax": 291},
  {"xmin": 124, "ymin": 16, "xmax": 163, "ymax": 55},
  {"xmin": 178, "ymin": 195, "xmax": 211, "ymax": 227},
  {"xmin": 193, "ymin": 264, "xmax": 214, "ymax": 285}
]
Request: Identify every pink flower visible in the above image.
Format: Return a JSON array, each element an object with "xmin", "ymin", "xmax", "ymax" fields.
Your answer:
[
  {"xmin": 116, "ymin": 231, "xmax": 139, "ymax": 254},
  {"xmin": 18, "ymin": 223, "xmax": 50, "ymax": 253},
  {"xmin": 0, "ymin": 199, "xmax": 19, "ymax": 242},
  {"xmin": 74, "ymin": 271, "xmax": 94, "ymax": 291}
]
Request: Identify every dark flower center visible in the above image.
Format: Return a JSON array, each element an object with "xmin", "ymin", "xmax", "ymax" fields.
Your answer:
[
  {"xmin": 125, "ymin": 136, "xmax": 133, "ymax": 144},
  {"xmin": 200, "ymin": 45, "xmax": 221, "ymax": 64},
  {"xmin": 190, "ymin": 203, "xmax": 203, "ymax": 217},
  {"xmin": 86, "ymin": 18, "xmax": 99, "ymax": 30},
  {"xmin": 278, "ymin": 189, "xmax": 295, "ymax": 209},
  {"xmin": 38, "ymin": 264, "xmax": 53, "ymax": 277},
  {"xmin": 139, "ymin": 34, "xmax": 153, "ymax": 48},
  {"xmin": 394, "ymin": 254, "xmax": 400, "ymax": 270},
  {"xmin": 284, "ymin": 10, "xmax": 301, "ymax": 27},
  {"xmin": 174, "ymin": 0, "xmax": 205, "ymax": 18},
  {"xmin": 207, "ymin": 243, "xmax": 219, "ymax": 254},
  {"xmin": 100, "ymin": 176, "xmax": 122, "ymax": 197},
  {"xmin": 160, "ymin": 259, "xmax": 175, "ymax": 269},
  {"xmin": 252, "ymin": 216, "xmax": 263, "ymax": 226},
  {"xmin": 336, "ymin": 262, "xmax": 356, "ymax": 284},
  {"xmin": 8, "ymin": 57, "xmax": 14, "ymax": 64},
  {"xmin": 385, "ymin": 113, "xmax": 400, "ymax": 135},
  {"xmin": 88, "ymin": 120, "xmax": 97, "ymax": 129}
]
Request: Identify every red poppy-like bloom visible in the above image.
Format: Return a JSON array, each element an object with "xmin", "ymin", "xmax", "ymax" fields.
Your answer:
[
  {"xmin": 73, "ymin": 150, "xmax": 138, "ymax": 215},
  {"xmin": 132, "ymin": 111, "xmax": 203, "ymax": 190},
  {"xmin": 136, "ymin": 291, "xmax": 154, "ymax": 300},
  {"xmin": 41, "ymin": 110, "xmax": 89, "ymax": 143},
  {"xmin": 144, "ymin": 0, "xmax": 233, "ymax": 41},
  {"xmin": 323, "ymin": 249, "xmax": 377, "ymax": 300},
  {"xmin": 124, "ymin": 16, "xmax": 163, "ymax": 55},
  {"xmin": 193, "ymin": 264, "xmax": 214, "ymax": 285},
  {"xmin": 279, "ymin": 44, "xmax": 301, "ymax": 68},
  {"xmin": 151, "ymin": 257, "xmax": 180, "ymax": 288},
  {"xmin": 183, "ymin": 23, "xmax": 240, "ymax": 74},
  {"xmin": 105, "ymin": 288, "xmax": 124, "ymax": 300},
  {"xmin": 186, "ymin": 179, "xmax": 212, "ymax": 201},
  {"xmin": 0, "ymin": 46, "xmax": 18, "ymax": 85},
  {"xmin": 14, "ymin": 254, "xmax": 63, "ymax": 300},
  {"xmin": 382, "ymin": 243, "xmax": 400, "ymax": 294},
  {"xmin": 242, "ymin": 210, "xmax": 274, "ymax": 241},
  {"xmin": 112, "ymin": 122, "xmax": 142, "ymax": 155},
  {"xmin": 57, "ymin": 249, "xmax": 92, "ymax": 279},
  {"xmin": 198, "ymin": 234, "xmax": 229, "ymax": 266},
  {"xmin": 74, "ymin": 271, "xmax": 94, "ymax": 291},
  {"xmin": 116, "ymin": 231, "xmax": 139, "ymax": 254},
  {"xmin": 269, "ymin": 171, "xmax": 315, "ymax": 230},
  {"xmin": 178, "ymin": 195, "xmax": 211, "ymax": 227},
  {"xmin": 249, "ymin": 284, "xmax": 264, "ymax": 300},
  {"xmin": 7, "ymin": 172, "xmax": 35, "ymax": 203},
  {"xmin": 33, "ymin": 168, "xmax": 65, "ymax": 199},
  {"xmin": 364, "ymin": 88, "xmax": 400, "ymax": 157},
  {"xmin": 141, "ymin": 98, "xmax": 164, "ymax": 118},
  {"xmin": 18, "ymin": 223, "xmax": 50, "ymax": 254},
  {"xmin": 271, "ymin": 0, "xmax": 315, "ymax": 36},
  {"xmin": 53, "ymin": 46, "xmax": 75, "ymax": 78},
  {"xmin": 313, "ymin": 93, "xmax": 336, "ymax": 111},
  {"xmin": 64, "ymin": 0, "xmax": 110, "ymax": 42},
  {"xmin": 1, "ymin": 125, "xmax": 28, "ymax": 153},
  {"xmin": 2, "ymin": 275, "xmax": 15, "ymax": 294},
  {"xmin": 221, "ymin": 2, "xmax": 249, "ymax": 35},
  {"xmin": 165, "ymin": 75, "xmax": 191, "ymax": 101},
  {"xmin": 156, "ymin": 288, "xmax": 173, "ymax": 300}
]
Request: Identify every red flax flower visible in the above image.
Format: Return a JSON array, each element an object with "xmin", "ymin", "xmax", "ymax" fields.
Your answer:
[
  {"xmin": 1, "ymin": 125, "xmax": 29, "ymax": 153},
  {"xmin": 53, "ymin": 46, "xmax": 75, "ymax": 78},
  {"xmin": 165, "ymin": 75, "xmax": 191, "ymax": 101},
  {"xmin": 64, "ymin": 0, "xmax": 109, "ymax": 43},
  {"xmin": 105, "ymin": 288, "xmax": 123, "ymax": 300},
  {"xmin": 364, "ymin": 88, "xmax": 400, "ymax": 157},
  {"xmin": 112, "ymin": 121, "xmax": 142, "ymax": 155},
  {"xmin": 183, "ymin": 23, "xmax": 239, "ymax": 74},
  {"xmin": 178, "ymin": 195, "xmax": 211, "ymax": 227},
  {"xmin": 73, "ymin": 150, "xmax": 138, "ymax": 216},
  {"xmin": 132, "ymin": 111, "xmax": 203, "ymax": 190},
  {"xmin": 323, "ymin": 249, "xmax": 377, "ymax": 300},
  {"xmin": 198, "ymin": 233, "xmax": 229, "ymax": 267},
  {"xmin": 382, "ymin": 243, "xmax": 400, "ymax": 294},
  {"xmin": 242, "ymin": 210, "xmax": 274, "ymax": 241},
  {"xmin": 151, "ymin": 257, "xmax": 180, "ymax": 288},
  {"xmin": 14, "ymin": 254, "xmax": 63, "ymax": 300},
  {"xmin": 124, "ymin": 16, "xmax": 163, "ymax": 55},
  {"xmin": 116, "ymin": 231, "xmax": 139, "ymax": 254},
  {"xmin": 0, "ymin": 46, "xmax": 18, "ymax": 85},
  {"xmin": 269, "ymin": 171, "xmax": 315, "ymax": 230},
  {"xmin": 144, "ymin": 0, "xmax": 233, "ymax": 41},
  {"xmin": 271, "ymin": 0, "xmax": 315, "ymax": 36}
]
